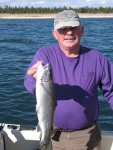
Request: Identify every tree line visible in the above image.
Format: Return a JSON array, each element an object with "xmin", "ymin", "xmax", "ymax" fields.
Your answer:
[{"xmin": 0, "ymin": 6, "xmax": 113, "ymax": 14}]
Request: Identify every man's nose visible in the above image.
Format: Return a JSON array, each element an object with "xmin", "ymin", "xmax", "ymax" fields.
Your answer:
[{"xmin": 66, "ymin": 28, "xmax": 73, "ymax": 34}]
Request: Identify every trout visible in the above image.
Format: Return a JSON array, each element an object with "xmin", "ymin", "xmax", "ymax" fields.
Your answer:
[{"xmin": 36, "ymin": 63, "xmax": 56, "ymax": 150}]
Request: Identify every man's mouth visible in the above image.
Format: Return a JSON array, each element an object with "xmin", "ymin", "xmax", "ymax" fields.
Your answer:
[{"xmin": 64, "ymin": 35, "xmax": 75, "ymax": 40}]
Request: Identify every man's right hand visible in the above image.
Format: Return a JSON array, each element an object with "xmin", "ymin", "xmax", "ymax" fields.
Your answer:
[{"xmin": 27, "ymin": 61, "xmax": 45, "ymax": 78}]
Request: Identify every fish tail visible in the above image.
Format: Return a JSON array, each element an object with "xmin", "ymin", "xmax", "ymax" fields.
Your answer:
[{"xmin": 40, "ymin": 139, "xmax": 52, "ymax": 150}]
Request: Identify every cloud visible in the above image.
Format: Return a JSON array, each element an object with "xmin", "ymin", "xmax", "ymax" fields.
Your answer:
[
  {"xmin": 79, "ymin": 0, "xmax": 113, "ymax": 7},
  {"xmin": 99, "ymin": 0, "xmax": 108, "ymax": 5},
  {"xmin": 73, "ymin": 0, "xmax": 113, "ymax": 7},
  {"xmin": 37, "ymin": 1, "xmax": 45, "ymax": 4},
  {"xmin": 0, "ymin": 0, "xmax": 113, "ymax": 8}
]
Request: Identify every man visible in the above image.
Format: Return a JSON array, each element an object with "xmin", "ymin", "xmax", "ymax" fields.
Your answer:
[{"xmin": 24, "ymin": 10, "xmax": 113, "ymax": 150}]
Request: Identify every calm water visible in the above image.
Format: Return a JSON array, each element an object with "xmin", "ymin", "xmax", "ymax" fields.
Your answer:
[{"xmin": 0, "ymin": 18, "xmax": 113, "ymax": 131}]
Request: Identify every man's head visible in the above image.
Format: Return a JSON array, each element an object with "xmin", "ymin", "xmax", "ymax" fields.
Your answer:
[
  {"xmin": 54, "ymin": 10, "xmax": 81, "ymax": 30},
  {"xmin": 52, "ymin": 10, "xmax": 84, "ymax": 53}
]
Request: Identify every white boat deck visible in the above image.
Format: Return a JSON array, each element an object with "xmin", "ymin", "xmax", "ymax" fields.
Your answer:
[{"xmin": 0, "ymin": 124, "xmax": 113, "ymax": 150}]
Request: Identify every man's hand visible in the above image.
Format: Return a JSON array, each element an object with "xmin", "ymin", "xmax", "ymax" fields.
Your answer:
[{"xmin": 27, "ymin": 61, "xmax": 45, "ymax": 78}]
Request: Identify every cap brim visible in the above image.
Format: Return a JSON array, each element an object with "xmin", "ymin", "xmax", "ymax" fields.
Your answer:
[{"xmin": 54, "ymin": 21, "xmax": 80, "ymax": 30}]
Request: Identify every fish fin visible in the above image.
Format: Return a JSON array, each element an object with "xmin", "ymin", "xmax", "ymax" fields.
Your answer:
[
  {"xmin": 37, "ymin": 124, "xmax": 42, "ymax": 140},
  {"xmin": 39, "ymin": 132, "xmax": 42, "ymax": 140},
  {"xmin": 36, "ymin": 104, "xmax": 40, "ymax": 112},
  {"xmin": 40, "ymin": 132, "xmax": 42, "ymax": 140},
  {"xmin": 37, "ymin": 123, "xmax": 41, "ymax": 132},
  {"xmin": 36, "ymin": 104, "xmax": 38, "ymax": 112}
]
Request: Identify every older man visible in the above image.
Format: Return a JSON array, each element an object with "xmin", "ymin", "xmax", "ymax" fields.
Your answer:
[{"xmin": 24, "ymin": 10, "xmax": 113, "ymax": 150}]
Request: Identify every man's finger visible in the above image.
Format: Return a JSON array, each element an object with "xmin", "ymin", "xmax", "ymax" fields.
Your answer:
[
  {"xmin": 28, "ymin": 68, "xmax": 37, "ymax": 75},
  {"xmin": 27, "ymin": 61, "xmax": 45, "ymax": 75},
  {"xmin": 33, "ymin": 73, "xmax": 37, "ymax": 78}
]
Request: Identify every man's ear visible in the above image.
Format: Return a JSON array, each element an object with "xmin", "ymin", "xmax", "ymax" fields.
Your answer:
[{"xmin": 52, "ymin": 30, "xmax": 58, "ymax": 40}]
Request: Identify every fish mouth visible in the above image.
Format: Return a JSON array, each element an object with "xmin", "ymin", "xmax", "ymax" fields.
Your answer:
[{"xmin": 43, "ymin": 63, "xmax": 50, "ymax": 69}]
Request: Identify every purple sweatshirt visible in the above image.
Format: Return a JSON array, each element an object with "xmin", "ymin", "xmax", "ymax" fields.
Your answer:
[{"xmin": 24, "ymin": 44, "xmax": 113, "ymax": 130}]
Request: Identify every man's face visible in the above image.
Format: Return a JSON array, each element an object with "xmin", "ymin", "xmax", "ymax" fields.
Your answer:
[{"xmin": 52, "ymin": 26, "xmax": 84, "ymax": 51}]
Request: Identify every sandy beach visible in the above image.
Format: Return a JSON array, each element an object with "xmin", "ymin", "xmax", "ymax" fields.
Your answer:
[{"xmin": 0, "ymin": 13, "xmax": 113, "ymax": 18}]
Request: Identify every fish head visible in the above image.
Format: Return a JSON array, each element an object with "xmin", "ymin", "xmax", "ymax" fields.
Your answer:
[{"xmin": 37, "ymin": 63, "xmax": 52, "ymax": 82}]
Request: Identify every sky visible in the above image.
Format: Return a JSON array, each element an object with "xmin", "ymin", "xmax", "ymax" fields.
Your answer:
[{"xmin": 0, "ymin": 0, "xmax": 113, "ymax": 8}]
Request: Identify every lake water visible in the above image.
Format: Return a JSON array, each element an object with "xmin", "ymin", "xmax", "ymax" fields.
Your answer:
[{"xmin": 0, "ymin": 18, "xmax": 113, "ymax": 131}]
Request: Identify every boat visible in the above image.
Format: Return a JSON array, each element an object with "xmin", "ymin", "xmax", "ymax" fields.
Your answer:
[{"xmin": 0, "ymin": 123, "xmax": 113, "ymax": 150}]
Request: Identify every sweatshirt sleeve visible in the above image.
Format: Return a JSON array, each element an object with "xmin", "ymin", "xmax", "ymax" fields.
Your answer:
[
  {"xmin": 99, "ymin": 57, "xmax": 113, "ymax": 109},
  {"xmin": 24, "ymin": 49, "xmax": 48, "ymax": 95}
]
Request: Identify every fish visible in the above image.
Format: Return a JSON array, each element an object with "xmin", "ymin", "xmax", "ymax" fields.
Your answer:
[{"xmin": 36, "ymin": 63, "xmax": 56, "ymax": 150}]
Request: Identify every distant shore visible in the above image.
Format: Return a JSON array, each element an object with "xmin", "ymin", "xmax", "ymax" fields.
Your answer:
[{"xmin": 0, "ymin": 13, "xmax": 113, "ymax": 19}]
